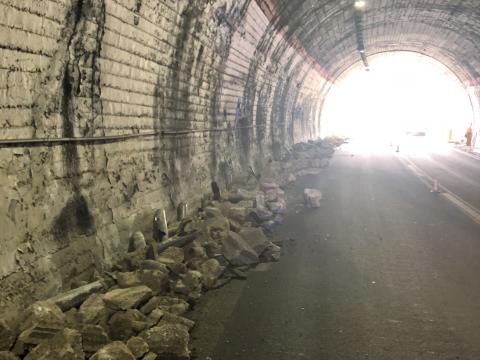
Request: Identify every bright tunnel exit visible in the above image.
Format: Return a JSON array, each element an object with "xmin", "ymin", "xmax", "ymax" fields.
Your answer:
[{"xmin": 321, "ymin": 52, "xmax": 475, "ymax": 152}]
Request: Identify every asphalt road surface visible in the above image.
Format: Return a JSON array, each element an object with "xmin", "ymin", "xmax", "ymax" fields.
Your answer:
[{"xmin": 191, "ymin": 142, "xmax": 480, "ymax": 360}]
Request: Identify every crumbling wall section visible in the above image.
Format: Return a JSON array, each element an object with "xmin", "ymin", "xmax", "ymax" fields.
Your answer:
[{"xmin": 0, "ymin": 0, "xmax": 329, "ymax": 322}]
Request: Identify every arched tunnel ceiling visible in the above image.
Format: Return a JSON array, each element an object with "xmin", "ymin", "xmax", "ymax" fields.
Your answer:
[{"xmin": 269, "ymin": 0, "xmax": 480, "ymax": 84}]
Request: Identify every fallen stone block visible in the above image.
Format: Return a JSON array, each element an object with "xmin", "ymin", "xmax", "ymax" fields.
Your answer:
[
  {"xmin": 141, "ymin": 296, "xmax": 189, "ymax": 317},
  {"xmin": 204, "ymin": 206, "xmax": 223, "ymax": 218},
  {"xmin": 139, "ymin": 260, "xmax": 169, "ymax": 273},
  {"xmin": 20, "ymin": 301, "xmax": 66, "ymax": 333},
  {"xmin": 24, "ymin": 328, "xmax": 84, "ymax": 360},
  {"xmin": 78, "ymin": 294, "xmax": 111, "ymax": 327},
  {"xmin": 261, "ymin": 243, "xmax": 282, "ymax": 262},
  {"xmin": 265, "ymin": 189, "xmax": 278, "ymax": 202},
  {"xmin": 129, "ymin": 232, "xmax": 146, "ymax": 252},
  {"xmin": 199, "ymin": 259, "xmax": 224, "ymax": 289},
  {"xmin": 266, "ymin": 199, "xmax": 287, "ymax": 215},
  {"xmin": 227, "ymin": 206, "xmax": 248, "ymax": 223},
  {"xmin": 124, "ymin": 247, "xmax": 148, "ymax": 271},
  {"xmin": 141, "ymin": 323, "xmax": 190, "ymax": 359},
  {"xmin": 304, "ymin": 189, "xmax": 322, "ymax": 208},
  {"xmin": 45, "ymin": 280, "xmax": 105, "ymax": 312},
  {"xmin": 116, "ymin": 272, "xmax": 142, "ymax": 288},
  {"xmin": 205, "ymin": 215, "xmax": 230, "ymax": 242},
  {"xmin": 222, "ymin": 232, "xmax": 259, "ymax": 267},
  {"xmin": 157, "ymin": 247, "xmax": 184, "ymax": 264},
  {"xmin": 126, "ymin": 337, "xmax": 149, "ymax": 359},
  {"xmin": 13, "ymin": 302, "xmax": 66, "ymax": 355},
  {"xmin": 173, "ymin": 270, "xmax": 202, "ymax": 301},
  {"xmin": 142, "ymin": 352, "xmax": 158, "ymax": 360},
  {"xmin": 90, "ymin": 341, "xmax": 136, "ymax": 360},
  {"xmin": 147, "ymin": 309, "xmax": 165, "ymax": 328},
  {"xmin": 296, "ymin": 168, "xmax": 322, "ymax": 176},
  {"xmin": 81, "ymin": 325, "xmax": 110, "ymax": 355},
  {"xmin": 109, "ymin": 310, "xmax": 148, "ymax": 341},
  {"xmin": 0, "ymin": 351, "xmax": 19, "ymax": 360},
  {"xmin": 0, "ymin": 320, "xmax": 15, "ymax": 351},
  {"xmin": 138, "ymin": 270, "xmax": 169, "ymax": 295},
  {"xmin": 261, "ymin": 182, "xmax": 279, "ymax": 192},
  {"xmin": 102, "ymin": 286, "xmax": 153, "ymax": 311},
  {"xmin": 161, "ymin": 313, "xmax": 195, "ymax": 331},
  {"xmin": 239, "ymin": 227, "xmax": 270, "ymax": 257}
]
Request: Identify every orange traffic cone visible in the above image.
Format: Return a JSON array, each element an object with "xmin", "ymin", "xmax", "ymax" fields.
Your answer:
[{"xmin": 431, "ymin": 179, "xmax": 441, "ymax": 193}]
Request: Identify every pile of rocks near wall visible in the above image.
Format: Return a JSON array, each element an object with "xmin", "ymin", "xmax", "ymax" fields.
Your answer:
[{"xmin": 0, "ymin": 138, "xmax": 341, "ymax": 360}]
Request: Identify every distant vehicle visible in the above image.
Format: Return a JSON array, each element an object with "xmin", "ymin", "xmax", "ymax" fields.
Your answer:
[{"xmin": 405, "ymin": 130, "xmax": 427, "ymax": 136}]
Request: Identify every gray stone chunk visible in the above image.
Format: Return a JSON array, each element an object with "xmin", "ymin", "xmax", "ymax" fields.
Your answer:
[
  {"xmin": 199, "ymin": 259, "xmax": 224, "ymax": 289},
  {"xmin": 13, "ymin": 302, "xmax": 66, "ymax": 355},
  {"xmin": 24, "ymin": 328, "xmax": 84, "ymax": 360},
  {"xmin": 221, "ymin": 232, "xmax": 259, "ymax": 266},
  {"xmin": 239, "ymin": 227, "xmax": 270, "ymax": 257},
  {"xmin": 81, "ymin": 325, "xmax": 110, "ymax": 355},
  {"xmin": 0, "ymin": 352, "xmax": 19, "ymax": 360},
  {"xmin": 0, "ymin": 320, "xmax": 15, "ymax": 351},
  {"xmin": 90, "ymin": 341, "xmax": 136, "ymax": 360},
  {"xmin": 173, "ymin": 271, "xmax": 202, "ymax": 300},
  {"xmin": 20, "ymin": 301, "xmax": 66, "ymax": 333},
  {"xmin": 142, "ymin": 352, "xmax": 158, "ymax": 360},
  {"xmin": 46, "ymin": 280, "xmax": 105, "ymax": 311},
  {"xmin": 102, "ymin": 286, "xmax": 153, "ymax": 311},
  {"xmin": 161, "ymin": 313, "xmax": 195, "ymax": 330},
  {"xmin": 304, "ymin": 188, "xmax": 322, "ymax": 208},
  {"xmin": 116, "ymin": 272, "xmax": 142, "ymax": 288},
  {"xmin": 78, "ymin": 294, "xmax": 110, "ymax": 327},
  {"xmin": 126, "ymin": 337, "xmax": 149, "ymax": 359},
  {"xmin": 137, "ymin": 270, "xmax": 169, "ymax": 295},
  {"xmin": 141, "ymin": 324, "xmax": 190, "ymax": 359},
  {"xmin": 109, "ymin": 310, "xmax": 148, "ymax": 341}
]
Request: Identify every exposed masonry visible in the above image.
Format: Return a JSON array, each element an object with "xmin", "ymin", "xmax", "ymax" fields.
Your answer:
[
  {"xmin": 1, "ymin": 0, "xmax": 479, "ymax": 322},
  {"xmin": 0, "ymin": 0, "xmax": 326, "ymax": 322}
]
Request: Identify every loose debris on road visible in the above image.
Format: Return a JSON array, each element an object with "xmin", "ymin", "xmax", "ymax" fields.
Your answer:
[{"xmin": 0, "ymin": 138, "xmax": 341, "ymax": 360}]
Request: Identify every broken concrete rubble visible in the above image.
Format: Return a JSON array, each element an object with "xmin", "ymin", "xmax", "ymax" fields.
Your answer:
[
  {"xmin": 304, "ymin": 189, "xmax": 323, "ymax": 208},
  {"xmin": 90, "ymin": 341, "xmax": 136, "ymax": 360},
  {"xmin": 238, "ymin": 227, "xmax": 270, "ymax": 257},
  {"xmin": 78, "ymin": 294, "xmax": 110, "ymax": 327},
  {"xmin": 46, "ymin": 280, "xmax": 105, "ymax": 312},
  {"xmin": 23, "ymin": 328, "xmax": 84, "ymax": 360},
  {"xmin": 126, "ymin": 337, "xmax": 149, "ymax": 359},
  {"xmin": 102, "ymin": 286, "xmax": 153, "ymax": 311},
  {"xmin": 0, "ymin": 320, "xmax": 15, "ymax": 352},
  {"xmin": 221, "ymin": 232, "xmax": 259, "ymax": 266},
  {"xmin": 0, "ymin": 351, "xmax": 19, "ymax": 360},
  {"xmin": 199, "ymin": 259, "xmax": 224, "ymax": 289},
  {"xmin": 261, "ymin": 243, "xmax": 282, "ymax": 262},
  {"xmin": 12, "ymin": 302, "xmax": 67, "ymax": 355},
  {"xmin": 141, "ymin": 323, "xmax": 190, "ymax": 359},
  {"xmin": 81, "ymin": 325, "xmax": 110, "ymax": 355},
  {"xmin": 2, "ymin": 137, "xmax": 340, "ymax": 360},
  {"xmin": 108, "ymin": 310, "xmax": 148, "ymax": 341}
]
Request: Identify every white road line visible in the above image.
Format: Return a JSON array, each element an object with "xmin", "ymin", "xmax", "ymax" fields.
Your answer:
[
  {"xmin": 451, "ymin": 147, "xmax": 480, "ymax": 161},
  {"xmin": 398, "ymin": 155, "xmax": 480, "ymax": 226}
]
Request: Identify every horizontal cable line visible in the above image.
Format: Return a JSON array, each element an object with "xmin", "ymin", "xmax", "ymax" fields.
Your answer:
[{"xmin": 0, "ymin": 123, "xmax": 268, "ymax": 147}]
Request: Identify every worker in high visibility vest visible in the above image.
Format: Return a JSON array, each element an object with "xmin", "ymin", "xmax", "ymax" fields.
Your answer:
[{"xmin": 466, "ymin": 125, "xmax": 473, "ymax": 147}]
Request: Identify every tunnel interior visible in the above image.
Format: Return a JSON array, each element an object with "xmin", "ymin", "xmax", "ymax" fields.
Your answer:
[{"xmin": 1, "ymin": 0, "xmax": 480, "ymax": 328}]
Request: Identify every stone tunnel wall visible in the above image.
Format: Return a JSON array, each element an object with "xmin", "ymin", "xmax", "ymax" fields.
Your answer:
[{"xmin": 0, "ymin": 0, "xmax": 329, "ymax": 321}]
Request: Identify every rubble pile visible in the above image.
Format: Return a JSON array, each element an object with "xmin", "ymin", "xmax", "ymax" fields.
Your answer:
[{"xmin": 0, "ymin": 138, "xmax": 341, "ymax": 360}]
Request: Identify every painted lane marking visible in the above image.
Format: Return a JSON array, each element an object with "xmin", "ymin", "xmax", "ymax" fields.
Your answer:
[
  {"xmin": 451, "ymin": 147, "xmax": 480, "ymax": 161},
  {"xmin": 398, "ymin": 155, "xmax": 480, "ymax": 226}
]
